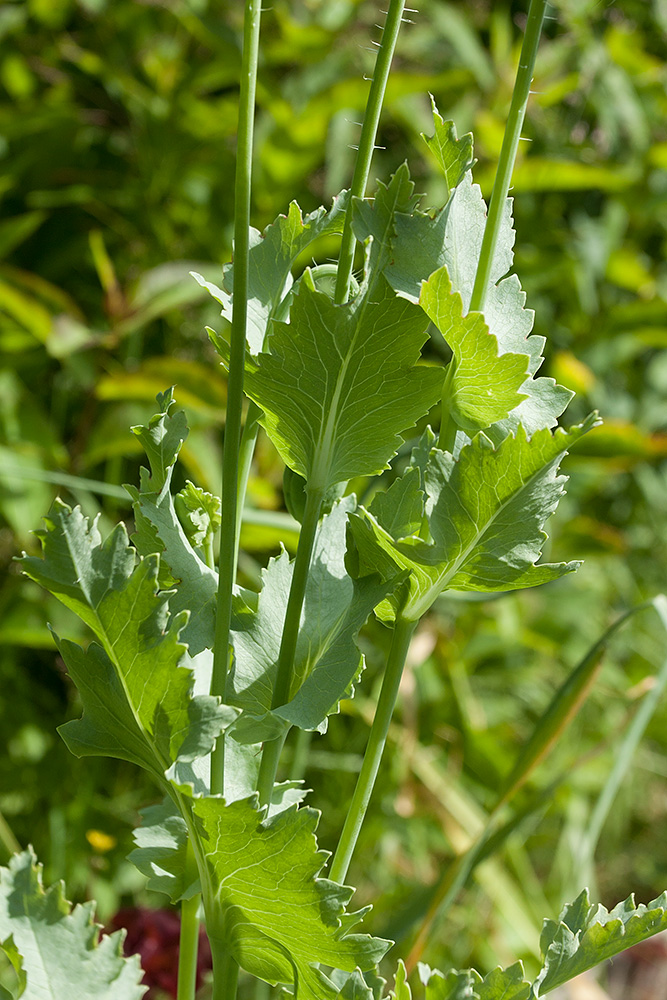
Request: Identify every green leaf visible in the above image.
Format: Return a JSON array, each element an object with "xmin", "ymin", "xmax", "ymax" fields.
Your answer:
[
  {"xmin": 125, "ymin": 392, "xmax": 218, "ymax": 654},
  {"xmin": 391, "ymin": 960, "xmax": 411, "ymax": 999},
  {"xmin": 418, "ymin": 963, "xmax": 530, "ymax": 1000},
  {"xmin": 348, "ymin": 416, "xmax": 598, "ymax": 621},
  {"xmin": 0, "ymin": 936, "xmax": 26, "ymax": 999},
  {"xmin": 381, "ymin": 177, "xmax": 572, "ymax": 435},
  {"xmin": 420, "ymin": 967, "xmax": 479, "ymax": 1000},
  {"xmin": 175, "ymin": 481, "xmax": 221, "ymax": 548},
  {"xmin": 22, "ymin": 501, "xmax": 231, "ymax": 776},
  {"xmin": 0, "ymin": 851, "xmax": 146, "ymax": 999},
  {"xmin": 421, "ymin": 97, "xmax": 475, "ymax": 198},
  {"xmin": 335, "ymin": 970, "xmax": 375, "ymax": 999},
  {"xmin": 244, "ymin": 276, "xmax": 443, "ymax": 491},
  {"xmin": 230, "ymin": 497, "xmax": 392, "ymax": 737},
  {"xmin": 534, "ymin": 890, "xmax": 667, "ymax": 996},
  {"xmin": 193, "ymin": 190, "xmax": 349, "ymax": 355},
  {"xmin": 419, "ymin": 267, "xmax": 529, "ymax": 434},
  {"xmin": 191, "ymin": 795, "xmax": 390, "ymax": 998},
  {"xmin": 352, "ymin": 165, "xmax": 421, "ymax": 290},
  {"xmin": 129, "ymin": 768, "xmax": 306, "ymax": 902}
]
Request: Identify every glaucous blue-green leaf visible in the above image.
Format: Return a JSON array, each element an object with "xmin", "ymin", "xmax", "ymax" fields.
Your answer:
[
  {"xmin": 534, "ymin": 889, "xmax": 667, "ymax": 996},
  {"xmin": 352, "ymin": 165, "xmax": 420, "ymax": 289},
  {"xmin": 419, "ymin": 267, "xmax": 529, "ymax": 434},
  {"xmin": 421, "ymin": 97, "xmax": 475, "ymax": 198},
  {"xmin": 230, "ymin": 498, "xmax": 392, "ymax": 740},
  {"xmin": 191, "ymin": 794, "xmax": 390, "ymax": 998},
  {"xmin": 381, "ymin": 176, "xmax": 571, "ymax": 436},
  {"xmin": 125, "ymin": 391, "xmax": 217, "ymax": 654},
  {"xmin": 243, "ymin": 274, "xmax": 443, "ymax": 491},
  {"xmin": 347, "ymin": 416, "xmax": 598, "ymax": 621},
  {"xmin": 193, "ymin": 190, "xmax": 349, "ymax": 355},
  {"xmin": 0, "ymin": 851, "xmax": 146, "ymax": 999},
  {"xmin": 22, "ymin": 501, "xmax": 231, "ymax": 775}
]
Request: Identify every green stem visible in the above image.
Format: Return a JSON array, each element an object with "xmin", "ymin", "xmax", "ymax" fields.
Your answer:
[
  {"xmin": 438, "ymin": 363, "xmax": 457, "ymax": 452},
  {"xmin": 211, "ymin": 950, "xmax": 239, "ymax": 1000},
  {"xmin": 329, "ymin": 614, "xmax": 416, "ymax": 884},
  {"xmin": 256, "ymin": 486, "xmax": 324, "ymax": 805},
  {"xmin": 291, "ymin": 727, "xmax": 313, "ymax": 781},
  {"xmin": 233, "ymin": 400, "xmax": 262, "ymax": 573},
  {"xmin": 469, "ymin": 0, "xmax": 548, "ymax": 314},
  {"xmin": 177, "ymin": 878, "xmax": 200, "ymax": 1000},
  {"xmin": 0, "ymin": 809, "xmax": 20, "ymax": 861},
  {"xmin": 334, "ymin": 0, "xmax": 406, "ymax": 304},
  {"xmin": 211, "ymin": 0, "xmax": 262, "ymax": 796}
]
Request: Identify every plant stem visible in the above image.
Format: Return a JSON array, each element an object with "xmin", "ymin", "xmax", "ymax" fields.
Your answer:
[
  {"xmin": 334, "ymin": 0, "xmax": 407, "ymax": 304},
  {"xmin": 177, "ymin": 893, "xmax": 200, "ymax": 1000},
  {"xmin": 329, "ymin": 614, "xmax": 416, "ymax": 884},
  {"xmin": 291, "ymin": 727, "xmax": 312, "ymax": 781},
  {"xmin": 438, "ymin": 363, "xmax": 457, "ymax": 452},
  {"xmin": 210, "ymin": 0, "xmax": 262, "ymax": 796},
  {"xmin": 211, "ymin": 950, "xmax": 239, "ymax": 1000},
  {"xmin": 469, "ymin": 0, "xmax": 548, "ymax": 314},
  {"xmin": 256, "ymin": 486, "xmax": 324, "ymax": 805},
  {"xmin": 0, "ymin": 809, "xmax": 20, "ymax": 861},
  {"xmin": 233, "ymin": 400, "xmax": 262, "ymax": 570}
]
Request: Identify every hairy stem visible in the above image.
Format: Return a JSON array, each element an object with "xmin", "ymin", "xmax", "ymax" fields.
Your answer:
[
  {"xmin": 177, "ymin": 872, "xmax": 200, "ymax": 1000},
  {"xmin": 469, "ymin": 0, "xmax": 548, "ymax": 313},
  {"xmin": 211, "ymin": 0, "xmax": 262, "ymax": 796},
  {"xmin": 329, "ymin": 614, "xmax": 416, "ymax": 884},
  {"xmin": 334, "ymin": 0, "xmax": 407, "ymax": 304},
  {"xmin": 256, "ymin": 486, "xmax": 324, "ymax": 805}
]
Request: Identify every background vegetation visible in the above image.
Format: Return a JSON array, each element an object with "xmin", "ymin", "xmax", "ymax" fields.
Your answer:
[{"xmin": 1, "ymin": 0, "xmax": 666, "ymax": 992}]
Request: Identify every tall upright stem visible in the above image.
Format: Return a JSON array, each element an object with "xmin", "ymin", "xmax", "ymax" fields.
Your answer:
[
  {"xmin": 211, "ymin": 0, "xmax": 262, "ymax": 796},
  {"xmin": 469, "ymin": 0, "xmax": 548, "ymax": 314},
  {"xmin": 334, "ymin": 0, "xmax": 407, "ymax": 304},
  {"xmin": 177, "ymin": 891, "xmax": 200, "ymax": 1000},
  {"xmin": 256, "ymin": 486, "xmax": 324, "ymax": 805},
  {"xmin": 329, "ymin": 614, "xmax": 416, "ymax": 884}
]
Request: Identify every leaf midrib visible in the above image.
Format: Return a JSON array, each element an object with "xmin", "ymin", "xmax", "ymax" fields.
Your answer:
[{"xmin": 405, "ymin": 440, "xmax": 566, "ymax": 618}]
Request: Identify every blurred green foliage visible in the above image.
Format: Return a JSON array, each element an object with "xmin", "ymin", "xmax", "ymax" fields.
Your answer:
[{"xmin": 1, "ymin": 0, "xmax": 667, "ymax": 989}]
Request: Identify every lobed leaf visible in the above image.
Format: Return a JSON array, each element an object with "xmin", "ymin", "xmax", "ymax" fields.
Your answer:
[
  {"xmin": 243, "ymin": 274, "xmax": 443, "ymax": 492},
  {"xmin": 193, "ymin": 190, "xmax": 349, "ymax": 355},
  {"xmin": 125, "ymin": 390, "xmax": 218, "ymax": 654},
  {"xmin": 175, "ymin": 481, "xmax": 221, "ymax": 549},
  {"xmin": 21, "ymin": 502, "xmax": 232, "ymax": 777},
  {"xmin": 347, "ymin": 416, "xmax": 598, "ymax": 621},
  {"xmin": 190, "ymin": 794, "xmax": 391, "ymax": 998},
  {"xmin": 534, "ymin": 889, "xmax": 667, "ymax": 996},
  {"xmin": 0, "ymin": 851, "xmax": 145, "ymax": 999},
  {"xmin": 230, "ymin": 497, "xmax": 393, "ymax": 740},
  {"xmin": 381, "ymin": 175, "xmax": 572, "ymax": 436},
  {"xmin": 421, "ymin": 97, "xmax": 475, "ymax": 198},
  {"xmin": 419, "ymin": 267, "xmax": 529, "ymax": 434},
  {"xmin": 129, "ymin": 768, "xmax": 306, "ymax": 903},
  {"xmin": 352, "ymin": 165, "xmax": 421, "ymax": 291}
]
